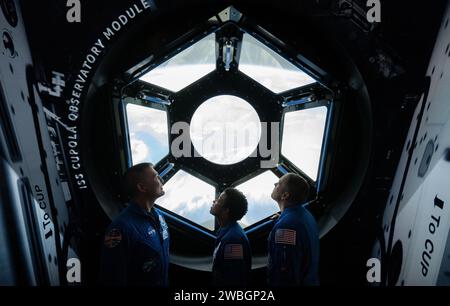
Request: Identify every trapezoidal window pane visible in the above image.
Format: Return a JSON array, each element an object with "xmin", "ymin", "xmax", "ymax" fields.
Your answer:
[
  {"xmin": 281, "ymin": 106, "xmax": 327, "ymax": 181},
  {"xmin": 239, "ymin": 33, "xmax": 316, "ymax": 93},
  {"xmin": 157, "ymin": 170, "xmax": 215, "ymax": 230},
  {"xmin": 126, "ymin": 103, "xmax": 169, "ymax": 165},
  {"xmin": 235, "ymin": 171, "xmax": 280, "ymax": 227},
  {"xmin": 139, "ymin": 33, "xmax": 216, "ymax": 92}
]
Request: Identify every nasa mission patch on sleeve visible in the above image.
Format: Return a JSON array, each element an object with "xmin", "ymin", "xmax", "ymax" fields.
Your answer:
[
  {"xmin": 104, "ymin": 228, "xmax": 123, "ymax": 248},
  {"xmin": 275, "ymin": 229, "xmax": 296, "ymax": 245},
  {"xmin": 224, "ymin": 244, "xmax": 244, "ymax": 259}
]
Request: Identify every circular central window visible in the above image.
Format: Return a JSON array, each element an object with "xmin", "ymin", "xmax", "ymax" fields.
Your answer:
[{"xmin": 190, "ymin": 95, "xmax": 261, "ymax": 165}]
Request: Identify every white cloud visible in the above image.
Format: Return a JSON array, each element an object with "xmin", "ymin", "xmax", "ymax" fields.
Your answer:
[
  {"xmin": 139, "ymin": 33, "xmax": 216, "ymax": 92},
  {"xmin": 190, "ymin": 95, "xmax": 261, "ymax": 165},
  {"xmin": 239, "ymin": 33, "xmax": 316, "ymax": 93},
  {"xmin": 130, "ymin": 133, "xmax": 151, "ymax": 164},
  {"xmin": 236, "ymin": 171, "xmax": 279, "ymax": 226},
  {"xmin": 239, "ymin": 65, "xmax": 316, "ymax": 93},
  {"xmin": 157, "ymin": 169, "xmax": 280, "ymax": 229},
  {"xmin": 156, "ymin": 170, "xmax": 215, "ymax": 229},
  {"xmin": 157, "ymin": 170, "xmax": 280, "ymax": 229},
  {"xmin": 282, "ymin": 107, "xmax": 327, "ymax": 180},
  {"xmin": 126, "ymin": 104, "xmax": 169, "ymax": 146},
  {"xmin": 140, "ymin": 64, "xmax": 216, "ymax": 92}
]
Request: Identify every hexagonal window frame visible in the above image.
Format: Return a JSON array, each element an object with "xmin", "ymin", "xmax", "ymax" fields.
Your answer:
[{"xmin": 114, "ymin": 6, "xmax": 339, "ymax": 234}]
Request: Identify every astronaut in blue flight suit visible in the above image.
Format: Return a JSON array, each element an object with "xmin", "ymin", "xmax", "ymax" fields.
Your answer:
[
  {"xmin": 99, "ymin": 162, "xmax": 170, "ymax": 286},
  {"xmin": 210, "ymin": 188, "xmax": 252, "ymax": 286},
  {"xmin": 268, "ymin": 173, "xmax": 320, "ymax": 286}
]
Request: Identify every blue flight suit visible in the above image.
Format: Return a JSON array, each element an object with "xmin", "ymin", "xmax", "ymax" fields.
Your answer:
[
  {"xmin": 212, "ymin": 221, "xmax": 252, "ymax": 286},
  {"xmin": 267, "ymin": 204, "xmax": 319, "ymax": 286},
  {"xmin": 99, "ymin": 202, "xmax": 170, "ymax": 286}
]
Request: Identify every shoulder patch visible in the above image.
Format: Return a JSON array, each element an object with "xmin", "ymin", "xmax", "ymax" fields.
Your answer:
[
  {"xmin": 224, "ymin": 244, "xmax": 244, "ymax": 259},
  {"xmin": 275, "ymin": 229, "xmax": 296, "ymax": 245},
  {"xmin": 147, "ymin": 227, "xmax": 156, "ymax": 237},
  {"xmin": 104, "ymin": 228, "xmax": 122, "ymax": 248}
]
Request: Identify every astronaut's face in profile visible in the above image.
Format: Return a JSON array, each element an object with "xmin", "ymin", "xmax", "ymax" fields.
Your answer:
[
  {"xmin": 210, "ymin": 192, "xmax": 226, "ymax": 217},
  {"xmin": 271, "ymin": 178, "xmax": 282, "ymax": 202},
  {"xmin": 139, "ymin": 166, "xmax": 165, "ymax": 199},
  {"xmin": 271, "ymin": 175, "xmax": 288, "ymax": 204}
]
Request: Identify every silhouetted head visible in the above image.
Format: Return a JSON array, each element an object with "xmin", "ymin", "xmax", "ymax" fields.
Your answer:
[
  {"xmin": 124, "ymin": 163, "xmax": 164, "ymax": 201},
  {"xmin": 210, "ymin": 188, "xmax": 248, "ymax": 225},
  {"xmin": 271, "ymin": 173, "xmax": 310, "ymax": 209}
]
